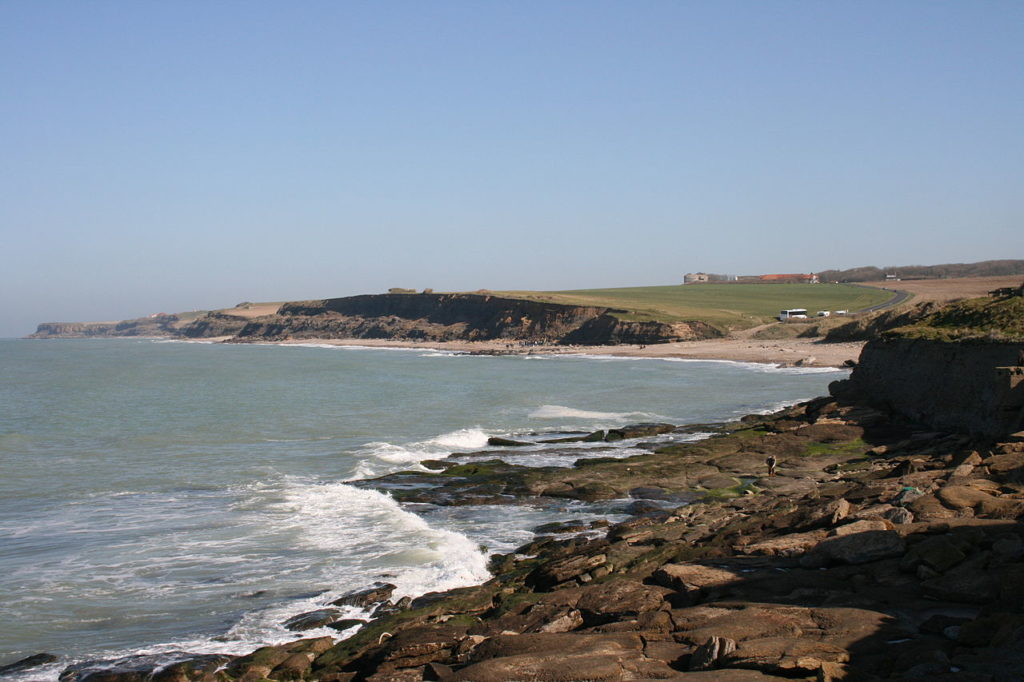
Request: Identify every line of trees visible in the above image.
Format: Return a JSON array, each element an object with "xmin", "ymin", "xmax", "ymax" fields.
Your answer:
[{"xmin": 817, "ymin": 259, "xmax": 1024, "ymax": 283}]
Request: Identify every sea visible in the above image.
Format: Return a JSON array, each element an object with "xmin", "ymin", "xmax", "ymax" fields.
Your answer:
[{"xmin": 0, "ymin": 338, "xmax": 847, "ymax": 679}]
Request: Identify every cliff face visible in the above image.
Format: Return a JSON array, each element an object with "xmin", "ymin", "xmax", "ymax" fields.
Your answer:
[
  {"xmin": 29, "ymin": 316, "xmax": 182, "ymax": 338},
  {"xmin": 179, "ymin": 313, "xmax": 253, "ymax": 338},
  {"xmin": 231, "ymin": 293, "xmax": 720, "ymax": 345},
  {"xmin": 831, "ymin": 337, "xmax": 1024, "ymax": 436},
  {"xmin": 829, "ymin": 295, "xmax": 1024, "ymax": 437}
]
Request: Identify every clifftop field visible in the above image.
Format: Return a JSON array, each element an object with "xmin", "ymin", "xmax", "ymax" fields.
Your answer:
[{"xmin": 491, "ymin": 283, "xmax": 894, "ymax": 330}]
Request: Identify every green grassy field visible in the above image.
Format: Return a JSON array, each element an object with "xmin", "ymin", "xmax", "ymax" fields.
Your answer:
[{"xmin": 492, "ymin": 284, "xmax": 894, "ymax": 331}]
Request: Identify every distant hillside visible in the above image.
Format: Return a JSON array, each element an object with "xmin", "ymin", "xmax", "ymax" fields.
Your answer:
[{"xmin": 817, "ymin": 259, "xmax": 1024, "ymax": 283}]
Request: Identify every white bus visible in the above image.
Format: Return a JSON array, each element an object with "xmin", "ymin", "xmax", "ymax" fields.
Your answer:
[{"xmin": 778, "ymin": 308, "xmax": 808, "ymax": 321}]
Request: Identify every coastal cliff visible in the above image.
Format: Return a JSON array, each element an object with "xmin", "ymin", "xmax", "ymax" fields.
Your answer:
[
  {"xmin": 832, "ymin": 338, "xmax": 1024, "ymax": 437},
  {"xmin": 29, "ymin": 293, "xmax": 721, "ymax": 346},
  {"xmin": 228, "ymin": 293, "xmax": 718, "ymax": 345},
  {"xmin": 30, "ymin": 316, "xmax": 185, "ymax": 338},
  {"xmin": 831, "ymin": 294, "xmax": 1024, "ymax": 437}
]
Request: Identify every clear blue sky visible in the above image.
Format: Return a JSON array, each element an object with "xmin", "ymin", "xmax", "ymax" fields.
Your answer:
[{"xmin": 2, "ymin": 1, "xmax": 1021, "ymax": 336}]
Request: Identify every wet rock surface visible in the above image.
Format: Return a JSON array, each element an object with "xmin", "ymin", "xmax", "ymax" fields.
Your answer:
[
  {"xmin": 46, "ymin": 393, "xmax": 1024, "ymax": 681},
  {"xmin": 0, "ymin": 653, "xmax": 59, "ymax": 676}
]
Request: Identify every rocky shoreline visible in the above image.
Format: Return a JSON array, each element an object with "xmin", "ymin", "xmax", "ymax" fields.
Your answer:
[{"xmin": 12, "ymin": 388, "xmax": 1021, "ymax": 681}]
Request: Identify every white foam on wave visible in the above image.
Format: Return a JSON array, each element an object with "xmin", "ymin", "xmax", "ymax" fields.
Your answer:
[
  {"xmin": 282, "ymin": 482, "xmax": 491, "ymax": 597},
  {"xmin": 529, "ymin": 404, "xmax": 660, "ymax": 421},
  {"xmin": 270, "ymin": 342, "xmax": 426, "ymax": 354},
  {"xmin": 522, "ymin": 351, "xmax": 848, "ymax": 375},
  {"xmin": 646, "ymin": 356, "xmax": 847, "ymax": 375},
  {"xmin": 749, "ymin": 397, "xmax": 818, "ymax": 415},
  {"xmin": 350, "ymin": 427, "xmax": 491, "ymax": 478},
  {"xmin": 222, "ymin": 479, "xmax": 490, "ymax": 642},
  {"xmin": 32, "ymin": 478, "xmax": 494, "ymax": 676},
  {"xmin": 551, "ymin": 353, "xmax": 637, "ymax": 362},
  {"xmin": 148, "ymin": 339, "xmax": 221, "ymax": 345},
  {"xmin": 430, "ymin": 428, "xmax": 491, "ymax": 450}
]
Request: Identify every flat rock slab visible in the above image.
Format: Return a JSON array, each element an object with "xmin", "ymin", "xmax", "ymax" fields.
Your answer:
[
  {"xmin": 673, "ymin": 605, "xmax": 814, "ymax": 645},
  {"xmin": 469, "ymin": 632, "xmax": 643, "ymax": 661},
  {"xmin": 740, "ymin": 530, "xmax": 827, "ymax": 557},
  {"xmin": 801, "ymin": 529, "xmax": 906, "ymax": 567},
  {"xmin": 676, "ymin": 671, "xmax": 788, "ymax": 681},
  {"xmin": 451, "ymin": 652, "xmax": 667, "ymax": 681},
  {"xmin": 724, "ymin": 636, "xmax": 849, "ymax": 675},
  {"xmin": 454, "ymin": 633, "xmax": 654, "ymax": 682},
  {"xmin": 575, "ymin": 580, "xmax": 673, "ymax": 621},
  {"xmin": 653, "ymin": 563, "xmax": 742, "ymax": 592}
]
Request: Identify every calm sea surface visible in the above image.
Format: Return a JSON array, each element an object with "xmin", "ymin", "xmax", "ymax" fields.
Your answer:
[{"xmin": 0, "ymin": 338, "xmax": 846, "ymax": 677}]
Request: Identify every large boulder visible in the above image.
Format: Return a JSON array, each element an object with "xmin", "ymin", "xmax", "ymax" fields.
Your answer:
[
  {"xmin": 486, "ymin": 436, "xmax": 531, "ymax": 447},
  {"xmin": 283, "ymin": 609, "xmax": 344, "ymax": 632},
  {"xmin": 936, "ymin": 485, "xmax": 1024, "ymax": 519},
  {"xmin": 0, "ymin": 654, "xmax": 59, "ymax": 676},
  {"xmin": 689, "ymin": 636, "xmax": 737, "ymax": 671},
  {"xmin": 331, "ymin": 582, "xmax": 396, "ymax": 609},
  {"xmin": 605, "ymin": 423, "xmax": 676, "ymax": 441},
  {"xmin": 525, "ymin": 553, "xmax": 607, "ymax": 590}
]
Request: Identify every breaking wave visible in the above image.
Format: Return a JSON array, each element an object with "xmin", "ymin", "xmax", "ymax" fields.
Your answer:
[
  {"xmin": 348, "ymin": 428, "xmax": 491, "ymax": 478},
  {"xmin": 528, "ymin": 405, "xmax": 661, "ymax": 421}
]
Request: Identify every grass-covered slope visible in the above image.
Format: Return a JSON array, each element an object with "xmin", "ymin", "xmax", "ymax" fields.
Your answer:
[
  {"xmin": 493, "ymin": 283, "xmax": 892, "ymax": 331},
  {"xmin": 886, "ymin": 294, "xmax": 1024, "ymax": 342}
]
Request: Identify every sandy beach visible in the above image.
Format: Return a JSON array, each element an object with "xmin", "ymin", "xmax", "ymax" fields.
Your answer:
[{"xmin": 271, "ymin": 336, "xmax": 864, "ymax": 368}]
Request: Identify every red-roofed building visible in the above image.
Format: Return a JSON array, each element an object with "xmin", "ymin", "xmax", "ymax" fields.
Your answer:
[{"xmin": 758, "ymin": 273, "xmax": 819, "ymax": 284}]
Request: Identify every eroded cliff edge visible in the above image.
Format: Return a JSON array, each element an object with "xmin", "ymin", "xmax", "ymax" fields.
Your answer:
[
  {"xmin": 29, "ymin": 293, "xmax": 723, "ymax": 345},
  {"xmin": 830, "ymin": 294, "xmax": 1024, "ymax": 437}
]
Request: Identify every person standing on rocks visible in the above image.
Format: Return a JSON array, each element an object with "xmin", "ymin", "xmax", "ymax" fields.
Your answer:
[{"xmin": 766, "ymin": 455, "xmax": 777, "ymax": 477}]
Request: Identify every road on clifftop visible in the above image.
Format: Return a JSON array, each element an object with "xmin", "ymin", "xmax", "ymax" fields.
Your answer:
[{"xmin": 850, "ymin": 284, "xmax": 912, "ymax": 314}]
